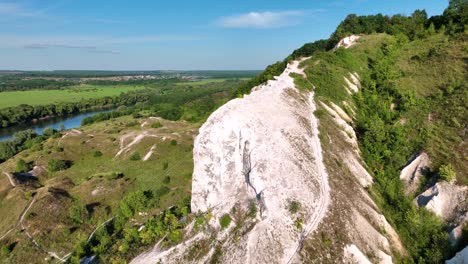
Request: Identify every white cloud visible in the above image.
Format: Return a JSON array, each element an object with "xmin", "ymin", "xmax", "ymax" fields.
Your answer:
[
  {"xmin": 0, "ymin": 34, "xmax": 194, "ymax": 55},
  {"xmin": 0, "ymin": 34, "xmax": 194, "ymax": 48},
  {"xmin": 217, "ymin": 11, "xmax": 304, "ymax": 29},
  {"xmin": 0, "ymin": 2, "xmax": 45, "ymax": 17},
  {"xmin": 22, "ymin": 43, "xmax": 121, "ymax": 55},
  {"xmin": 88, "ymin": 49, "xmax": 121, "ymax": 55},
  {"xmin": 24, "ymin": 43, "xmax": 96, "ymax": 50}
]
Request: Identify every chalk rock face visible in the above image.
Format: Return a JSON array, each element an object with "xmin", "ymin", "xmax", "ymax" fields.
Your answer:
[
  {"xmin": 334, "ymin": 35, "xmax": 361, "ymax": 50},
  {"xmin": 400, "ymin": 152, "xmax": 430, "ymax": 195},
  {"xmin": 446, "ymin": 246, "xmax": 468, "ymax": 264},
  {"xmin": 191, "ymin": 59, "xmax": 330, "ymax": 263},
  {"xmin": 416, "ymin": 181, "xmax": 468, "ymax": 221}
]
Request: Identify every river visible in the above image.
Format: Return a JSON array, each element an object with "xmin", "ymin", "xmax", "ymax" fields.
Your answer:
[{"xmin": 0, "ymin": 109, "xmax": 112, "ymax": 142}]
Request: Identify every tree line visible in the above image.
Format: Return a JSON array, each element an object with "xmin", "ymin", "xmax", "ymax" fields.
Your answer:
[
  {"xmin": 82, "ymin": 81, "xmax": 238, "ymax": 126},
  {"xmin": 0, "ymin": 78, "xmax": 76, "ymax": 92}
]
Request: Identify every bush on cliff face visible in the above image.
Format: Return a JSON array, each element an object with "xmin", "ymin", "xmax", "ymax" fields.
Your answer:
[
  {"xmin": 219, "ymin": 214, "xmax": 232, "ymax": 229},
  {"xmin": 438, "ymin": 164, "xmax": 456, "ymax": 182}
]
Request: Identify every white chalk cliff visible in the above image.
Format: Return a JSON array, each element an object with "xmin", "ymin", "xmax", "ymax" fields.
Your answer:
[
  {"xmin": 132, "ymin": 40, "xmax": 405, "ymax": 264},
  {"xmin": 191, "ymin": 58, "xmax": 330, "ymax": 263}
]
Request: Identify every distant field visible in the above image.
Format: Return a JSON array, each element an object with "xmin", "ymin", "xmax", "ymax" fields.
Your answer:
[{"xmin": 0, "ymin": 84, "xmax": 147, "ymax": 109}]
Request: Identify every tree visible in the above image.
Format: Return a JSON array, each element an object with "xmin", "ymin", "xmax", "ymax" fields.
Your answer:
[
  {"xmin": 16, "ymin": 159, "xmax": 29, "ymax": 173},
  {"xmin": 0, "ymin": 142, "xmax": 15, "ymax": 162},
  {"xmin": 443, "ymin": 0, "xmax": 468, "ymax": 34}
]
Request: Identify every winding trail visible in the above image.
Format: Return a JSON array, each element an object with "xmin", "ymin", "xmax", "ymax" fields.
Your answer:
[
  {"xmin": 86, "ymin": 217, "xmax": 115, "ymax": 243},
  {"xmin": 2, "ymin": 171, "xmax": 16, "ymax": 187},
  {"xmin": 286, "ymin": 92, "xmax": 331, "ymax": 264},
  {"xmin": 19, "ymin": 197, "xmax": 72, "ymax": 262},
  {"xmin": 18, "ymin": 197, "xmax": 114, "ymax": 262}
]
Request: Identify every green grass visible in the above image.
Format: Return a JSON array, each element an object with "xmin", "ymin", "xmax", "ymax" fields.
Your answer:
[
  {"xmin": 0, "ymin": 84, "xmax": 148, "ymax": 109},
  {"xmin": 0, "ymin": 114, "xmax": 198, "ymax": 263},
  {"xmin": 175, "ymin": 78, "xmax": 250, "ymax": 86},
  {"xmin": 298, "ymin": 31, "xmax": 465, "ymax": 262}
]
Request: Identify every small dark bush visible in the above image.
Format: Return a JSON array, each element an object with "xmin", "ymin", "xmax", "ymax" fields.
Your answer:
[
  {"xmin": 47, "ymin": 159, "xmax": 72, "ymax": 172},
  {"xmin": 130, "ymin": 152, "xmax": 141, "ymax": 161},
  {"xmin": 163, "ymin": 176, "xmax": 171, "ymax": 184},
  {"xmin": 288, "ymin": 200, "xmax": 301, "ymax": 214},
  {"xmin": 151, "ymin": 122, "xmax": 163, "ymax": 128}
]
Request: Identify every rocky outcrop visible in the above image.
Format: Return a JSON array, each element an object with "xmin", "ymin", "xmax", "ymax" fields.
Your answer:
[
  {"xmin": 400, "ymin": 152, "xmax": 430, "ymax": 195},
  {"xmin": 415, "ymin": 181, "xmax": 468, "ymax": 245},
  {"xmin": 334, "ymin": 35, "xmax": 361, "ymax": 50},
  {"xmin": 415, "ymin": 182, "xmax": 467, "ymax": 222},
  {"xmin": 446, "ymin": 246, "xmax": 468, "ymax": 264}
]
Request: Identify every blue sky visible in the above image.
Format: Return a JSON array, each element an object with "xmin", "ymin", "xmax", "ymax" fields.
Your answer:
[{"xmin": 0, "ymin": 0, "xmax": 448, "ymax": 70}]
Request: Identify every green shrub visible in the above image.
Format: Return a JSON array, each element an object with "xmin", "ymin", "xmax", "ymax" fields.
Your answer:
[
  {"xmin": 93, "ymin": 150, "xmax": 103, "ymax": 157},
  {"xmin": 151, "ymin": 122, "xmax": 163, "ymax": 128},
  {"xmin": 129, "ymin": 152, "xmax": 141, "ymax": 161},
  {"xmin": 163, "ymin": 176, "xmax": 171, "ymax": 184},
  {"xmin": 132, "ymin": 112, "xmax": 142, "ymax": 118},
  {"xmin": 1, "ymin": 244, "xmax": 11, "ymax": 255},
  {"xmin": 288, "ymin": 200, "xmax": 301, "ymax": 214},
  {"xmin": 294, "ymin": 218, "xmax": 303, "ymax": 229},
  {"xmin": 438, "ymin": 164, "xmax": 456, "ymax": 182},
  {"xmin": 69, "ymin": 203, "xmax": 88, "ymax": 224},
  {"xmin": 47, "ymin": 159, "xmax": 72, "ymax": 172},
  {"xmin": 219, "ymin": 214, "xmax": 232, "ymax": 229},
  {"xmin": 24, "ymin": 191, "xmax": 34, "ymax": 200},
  {"xmin": 170, "ymin": 139, "xmax": 178, "ymax": 146},
  {"xmin": 125, "ymin": 121, "xmax": 139, "ymax": 127},
  {"xmin": 154, "ymin": 186, "xmax": 170, "ymax": 199},
  {"xmin": 93, "ymin": 171, "xmax": 124, "ymax": 180},
  {"xmin": 42, "ymin": 127, "xmax": 57, "ymax": 137},
  {"xmin": 55, "ymin": 146, "xmax": 64, "ymax": 152},
  {"xmin": 248, "ymin": 200, "xmax": 257, "ymax": 217},
  {"xmin": 15, "ymin": 159, "xmax": 29, "ymax": 173},
  {"xmin": 118, "ymin": 191, "xmax": 151, "ymax": 218},
  {"xmin": 314, "ymin": 109, "xmax": 326, "ymax": 119},
  {"xmin": 162, "ymin": 161, "xmax": 169, "ymax": 170}
]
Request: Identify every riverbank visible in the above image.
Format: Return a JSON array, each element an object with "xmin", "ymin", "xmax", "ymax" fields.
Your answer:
[{"xmin": 0, "ymin": 108, "xmax": 114, "ymax": 142}]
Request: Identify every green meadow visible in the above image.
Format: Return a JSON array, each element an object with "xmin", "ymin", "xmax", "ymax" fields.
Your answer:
[{"xmin": 0, "ymin": 85, "xmax": 148, "ymax": 109}]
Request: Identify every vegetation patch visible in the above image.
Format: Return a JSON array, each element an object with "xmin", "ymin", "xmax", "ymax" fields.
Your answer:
[{"xmin": 219, "ymin": 214, "xmax": 232, "ymax": 229}]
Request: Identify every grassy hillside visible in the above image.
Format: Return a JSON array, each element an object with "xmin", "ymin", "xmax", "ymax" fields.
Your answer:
[
  {"xmin": 294, "ymin": 29, "xmax": 466, "ymax": 262},
  {"xmin": 0, "ymin": 77, "xmax": 237, "ymax": 263},
  {"xmin": 0, "ymin": 115, "xmax": 197, "ymax": 263}
]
